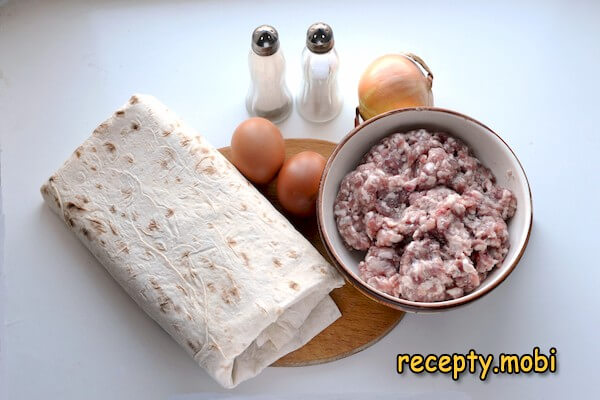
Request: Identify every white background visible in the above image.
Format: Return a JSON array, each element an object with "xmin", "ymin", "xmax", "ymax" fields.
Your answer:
[{"xmin": 1, "ymin": 0, "xmax": 598, "ymax": 398}]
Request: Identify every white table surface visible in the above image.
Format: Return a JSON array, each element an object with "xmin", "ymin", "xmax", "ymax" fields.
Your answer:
[{"xmin": 1, "ymin": 0, "xmax": 598, "ymax": 398}]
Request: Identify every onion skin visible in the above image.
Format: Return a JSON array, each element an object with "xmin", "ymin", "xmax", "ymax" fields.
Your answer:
[{"xmin": 358, "ymin": 54, "xmax": 433, "ymax": 120}]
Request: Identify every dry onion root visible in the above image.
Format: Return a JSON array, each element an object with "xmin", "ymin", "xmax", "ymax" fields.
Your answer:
[{"xmin": 358, "ymin": 53, "xmax": 434, "ymax": 120}]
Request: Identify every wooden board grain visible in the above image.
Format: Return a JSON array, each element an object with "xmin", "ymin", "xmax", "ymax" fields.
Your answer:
[{"xmin": 219, "ymin": 138, "xmax": 404, "ymax": 367}]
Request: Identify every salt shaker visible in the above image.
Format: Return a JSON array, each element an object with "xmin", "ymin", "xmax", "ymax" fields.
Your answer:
[
  {"xmin": 297, "ymin": 22, "xmax": 342, "ymax": 123},
  {"xmin": 246, "ymin": 25, "xmax": 293, "ymax": 123}
]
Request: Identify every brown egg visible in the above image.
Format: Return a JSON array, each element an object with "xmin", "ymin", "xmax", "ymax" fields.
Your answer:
[
  {"xmin": 231, "ymin": 118, "xmax": 285, "ymax": 184},
  {"xmin": 277, "ymin": 151, "xmax": 327, "ymax": 217}
]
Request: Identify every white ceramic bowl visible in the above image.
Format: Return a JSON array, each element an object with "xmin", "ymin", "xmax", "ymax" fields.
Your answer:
[{"xmin": 317, "ymin": 108, "xmax": 533, "ymax": 313}]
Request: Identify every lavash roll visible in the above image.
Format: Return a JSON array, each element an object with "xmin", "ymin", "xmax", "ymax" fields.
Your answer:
[{"xmin": 40, "ymin": 94, "xmax": 344, "ymax": 388}]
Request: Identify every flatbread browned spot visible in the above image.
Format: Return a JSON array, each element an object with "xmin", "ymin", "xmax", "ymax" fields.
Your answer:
[
  {"xmin": 95, "ymin": 183, "xmax": 103, "ymax": 189},
  {"xmin": 203, "ymin": 165, "xmax": 217, "ymax": 175},
  {"xmin": 162, "ymin": 130, "xmax": 172, "ymax": 136},
  {"xmin": 117, "ymin": 242, "xmax": 129, "ymax": 254},
  {"xmin": 109, "ymin": 222, "xmax": 118, "ymax": 235},
  {"xmin": 131, "ymin": 122, "xmax": 140, "ymax": 130},
  {"xmin": 240, "ymin": 252, "xmax": 250, "ymax": 266},
  {"xmin": 221, "ymin": 291, "xmax": 232, "ymax": 305},
  {"xmin": 129, "ymin": 95, "xmax": 139, "ymax": 104},
  {"xmin": 109, "ymin": 205, "xmax": 116, "ymax": 214},
  {"xmin": 176, "ymin": 284, "xmax": 188, "ymax": 296},
  {"xmin": 66, "ymin": 202, "xmax": 86, "ymax": 212},
  {"xmin": 148, "ymin": 219, "xmax": 159, "ymax": 231},
  {"xmin": 149, "ymin": 278, "xmax": 161, "ymax": 290},
  {"xmin": 273, "ymin": 258, "xmax": 282, "ymax": 268},
  {"xmin": 221, "ymin": 287, "xmax": 240, "ymax": 304},
  {"xmin": 159, "ymin": 298, "xmax": 172, "ymax": 313},
  {"xmin": 187, "ymin": 340, "xmax": 200, "ymax": 353},
  {"xmin": 75, "ymin": 194, "xmax": 90, "ymax": 204},
  {"xmin": 104, "ymin": 142, "xmax": 116, "ymax": 153},
  {"xmin": 125, "ymin": 265, "xmax": 134, "ymax": 276},
  {"xmin": 180, "ymin": 137, "xmax": 191, "ymax": 147},
  {"xmin": 115, "ymin": 110, "xmax": 125, "ymax": 117},
  {"xmin": 88, "ymin": 218, "xmax": 107, "ymax": 234},
  {"xmin": 93, "ymin": 122, "xmax": 109, "ymax": 135},
  {"xmin": 289, "ymin": 281, "xmax": 300, "ymax": 291},
  {"xmin": 227, "ymin": 238, "xmax": 236, "ymax": 246},
  {"xmin": 165, "ymin": 208, "xmax": 174, "ymax": 217}
]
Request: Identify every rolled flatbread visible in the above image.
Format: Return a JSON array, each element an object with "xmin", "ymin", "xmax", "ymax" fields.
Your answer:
[{"xmin": 40, "ymin": 95, "xmax": 344, "ymax": 388}]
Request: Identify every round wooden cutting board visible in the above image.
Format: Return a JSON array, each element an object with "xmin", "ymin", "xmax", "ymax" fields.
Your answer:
[{"xmin": 219, "ymin": 138, "xmax": 404, "ymax": 367}]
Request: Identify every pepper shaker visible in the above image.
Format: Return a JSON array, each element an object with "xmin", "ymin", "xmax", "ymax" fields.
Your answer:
[
  {"xmin": 297, "ymin": 22, "xmax": 342, "ymax": 123},
  {"xmin": 246, "ymin": 25, "xmax": 293, "ymax": 123}
]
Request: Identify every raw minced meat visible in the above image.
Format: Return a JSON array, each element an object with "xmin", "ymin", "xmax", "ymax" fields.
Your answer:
[{"xmin": 334, "ymin": 129, "xmax": 516, "ymax": 302}]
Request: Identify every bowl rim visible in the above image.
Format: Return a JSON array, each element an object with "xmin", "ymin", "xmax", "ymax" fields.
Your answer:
[{"xmin": 317, "ymin": 106, "xmax": 533, "ymax": 312}]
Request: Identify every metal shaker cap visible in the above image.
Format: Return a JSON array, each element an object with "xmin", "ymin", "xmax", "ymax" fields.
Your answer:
[
  {"xmin": 306, "ymin": 22, "xmax": 334, "ymax": 54},
  {"xmin": 251, "ymin": 25, "xmax": 280, "ymax": 56}
]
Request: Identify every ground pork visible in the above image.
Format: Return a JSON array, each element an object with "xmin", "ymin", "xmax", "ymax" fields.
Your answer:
[{"xmin": 334, "ymin": 129, "xmax": 516, "ymax": 302}]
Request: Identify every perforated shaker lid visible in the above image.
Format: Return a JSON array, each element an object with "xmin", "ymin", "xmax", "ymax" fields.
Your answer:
[
  {"xmin": 306, "ymin": 22, "xmax": 334, "ymax": 54},
  {"xmin": 251, "ymin": 25, "xmax": 280, "ymax": 56}
]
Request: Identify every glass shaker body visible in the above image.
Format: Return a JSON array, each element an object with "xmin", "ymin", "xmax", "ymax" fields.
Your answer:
[
  {"xmin": 297, "ymin": 47, "xmax": 342, "ymax": 123},
  {"xmin": 246, "ymin": 49, "xmax": 292, "ymax": 123}
]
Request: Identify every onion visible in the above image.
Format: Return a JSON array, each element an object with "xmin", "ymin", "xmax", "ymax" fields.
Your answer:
[{"xmin": 358, "ymin": 53, "xmax": 434, "ymax": 120}]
